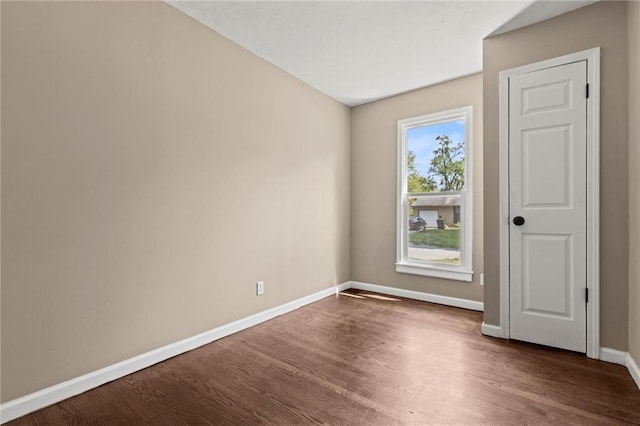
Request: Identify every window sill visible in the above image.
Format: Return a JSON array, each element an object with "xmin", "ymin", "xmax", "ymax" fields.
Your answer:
[{"xmin": 395, "ymin": 262, "xmax": 473, "ymax": 282}]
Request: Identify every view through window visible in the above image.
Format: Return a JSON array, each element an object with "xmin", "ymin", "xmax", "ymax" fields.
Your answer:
[
  {"xmin": 397, "ymin": 106, "xmax": 472, "ymax": 281},
  {"xmin": 407, "ymin": 120, "xmax": 464, "ymax": 265}
]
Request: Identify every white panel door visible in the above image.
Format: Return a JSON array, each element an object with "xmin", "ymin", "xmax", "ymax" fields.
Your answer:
[
  {"xmin": 419, "ymin": 210, "xmax": 438, "ymax": 228},
  {"xmin": 509, "ymin": 61, "xmax": 587, "ymax": 352}
]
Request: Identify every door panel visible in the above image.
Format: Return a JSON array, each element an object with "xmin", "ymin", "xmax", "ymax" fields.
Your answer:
[
  {"xmin": 509, "ymin": 61, "xmax": 587, "ymax": 352},
  {"xmin": 521, "ymin": 234, "xmax": 572, "ymax": 317},
  {"xmin": 521, "ymin": 80, "xmax": 572, "ymax": 115},
  {"xmin": 522, "ymin": 125, "xmax": 571, "ymax": 207}
]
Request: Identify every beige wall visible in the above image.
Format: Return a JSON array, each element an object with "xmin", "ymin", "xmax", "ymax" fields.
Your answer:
[
  {"xmin": 1, "ymin": 1, "xmax": 350, "ymax": 402},
  {"xmin": 483, "ymin": 1, "xmax": 629, "ymax": 350},
  {"xmin": 440, "ymin": 207, "xmax": 455, "ymax": 226},
  {"xmin": 628, "ymin": 1, "xmax": 640, "ymax": 364},
  {"xmin": 350, "ymin": 73, "xmax": 483, "ymax": 301}
]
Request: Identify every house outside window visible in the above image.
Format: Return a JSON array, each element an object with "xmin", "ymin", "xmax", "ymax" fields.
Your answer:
[{"xmin": 396, "ymin": 106, "xmax": 473, "ymax": 282}]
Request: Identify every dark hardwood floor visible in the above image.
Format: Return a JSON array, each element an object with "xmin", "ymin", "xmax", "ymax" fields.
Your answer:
[{"xmin": 9, "ymin": 289, "xmax": 640, "ymax": 425}]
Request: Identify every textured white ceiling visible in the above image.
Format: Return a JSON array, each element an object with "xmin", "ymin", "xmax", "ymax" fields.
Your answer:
[{"xmin": 167, "ymin": 1, "xmax": 596, "ymax": 106}]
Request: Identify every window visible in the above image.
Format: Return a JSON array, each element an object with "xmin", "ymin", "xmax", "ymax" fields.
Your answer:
[{"xmin": 396, "ymin": 106, "xmax": 473, "ymax": 282}]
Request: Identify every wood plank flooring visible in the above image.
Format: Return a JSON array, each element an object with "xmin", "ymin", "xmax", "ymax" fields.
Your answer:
[{"xmin": 8, "ymin": 289, "xmax": 640, "ymax": 425}]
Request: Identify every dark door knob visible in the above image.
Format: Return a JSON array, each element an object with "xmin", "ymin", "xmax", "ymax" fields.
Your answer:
[{"xmin": 513, "ymin": 216, "xmax": 525, "ymax": 226}]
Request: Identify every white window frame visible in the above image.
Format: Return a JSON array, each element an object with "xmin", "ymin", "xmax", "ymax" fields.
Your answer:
[{"xmin": 396, "ymin": 106, "xmax": 473, "ymax": 282}]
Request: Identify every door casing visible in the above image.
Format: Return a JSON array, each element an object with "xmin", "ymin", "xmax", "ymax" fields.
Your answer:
[{"xmin": 498, "ymin": 48, "xmax": 601, "ymax": 359}]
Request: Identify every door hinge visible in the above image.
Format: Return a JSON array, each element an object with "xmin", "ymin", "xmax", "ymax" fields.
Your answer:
[
  {"xmin": 585, "ymin": 288, "xmax": 589, "ymax": 303},
  {"xmin": 586, "ymin": 83, "xmax": 590, "ymax": 99}
]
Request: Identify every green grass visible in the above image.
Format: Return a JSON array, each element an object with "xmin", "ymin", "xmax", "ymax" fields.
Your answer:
[
  {"xmin": 430, "ymin": 258, "xmax": 461, "ymax": 265},
  {"xmin": 408, "ymin": 228, "xmax": 460, "ymax": 249}
]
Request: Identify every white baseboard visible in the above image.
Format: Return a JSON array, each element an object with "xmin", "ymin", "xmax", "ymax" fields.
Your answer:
[
  {"xmin": 599, "ymin": 347, "xmax": 640, "ymax": 391},
  {"xmin": 599, "ymin": 347, "xmax": 628, "ymax": 365},
  {"xmin": 626, "ymin": 353, "xmax": 640, "ymax": 390},
  {"xmin": 348, "ymin": 281, "xmax": 484, "ymax": 311},
  {"xmin": 0, "ymin": 282, "xmax": 351, "ymax": 424},
  {"xmin": 481, "ymin": 322, "xmax": 503, "ymax": 338}
]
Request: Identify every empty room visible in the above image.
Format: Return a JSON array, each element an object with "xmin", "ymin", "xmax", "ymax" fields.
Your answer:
[{"xmin": 1, "ymin": 0, "xmax": 639, "ymax": 424}]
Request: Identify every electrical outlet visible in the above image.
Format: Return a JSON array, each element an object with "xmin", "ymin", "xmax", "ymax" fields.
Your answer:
[{"xmin": 256, "ymin": 281, "xmax": 264, "ymax": 296}]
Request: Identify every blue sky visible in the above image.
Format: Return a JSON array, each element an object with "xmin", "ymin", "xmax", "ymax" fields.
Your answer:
[{"xmin": 407, "ymin": 119, "xmax": 465, "ymax": 177}]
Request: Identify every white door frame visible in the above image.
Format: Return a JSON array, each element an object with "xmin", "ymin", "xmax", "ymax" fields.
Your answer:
[{"xmin": 498, "ymin": 47, "xmax": 601, "ymax": 359}]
